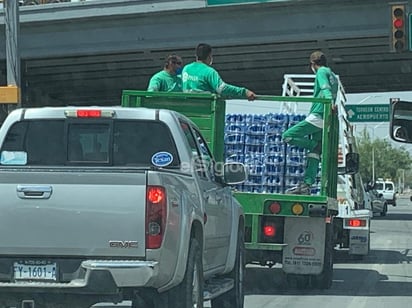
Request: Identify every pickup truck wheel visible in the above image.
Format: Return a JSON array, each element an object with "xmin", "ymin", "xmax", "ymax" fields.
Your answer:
[
  {"xmin": 168, "ymin": 238, "xmax": 204, "ymax": 308},
  {"xmin": 211, "ymin": 228, "xmax": 245, "ymax": 308}
]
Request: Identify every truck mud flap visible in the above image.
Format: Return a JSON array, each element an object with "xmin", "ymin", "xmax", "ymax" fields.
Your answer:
[
  {"xmin": 282, "ymin": 217, "xmax": 326, "ymax": 275},
  {"xmin": 349, "ymin": 229, "xmax": 369, "ymax": 255}
]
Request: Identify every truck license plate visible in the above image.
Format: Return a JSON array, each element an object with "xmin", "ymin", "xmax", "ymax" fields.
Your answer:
[{"xmin": 13, "ymin": 261, "xmax": 57, "ymax": 281}]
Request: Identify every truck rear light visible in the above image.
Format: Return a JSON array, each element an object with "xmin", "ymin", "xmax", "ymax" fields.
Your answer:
[
  {"xmin": 146, "ymin": 186, "xmax": 167, "ymax": 249},
  {"xmin": 64, "ymin": 109, "xmax": 115, "ymax": 118},
  {"xmin": 77, "ymin": 110, "xmax": 102, "ymax": 118},
  {"xmin": 347, "ymin": 219, "xmax": 367, "ymax": 227},
  {"xmin": 268, "ymin": 202, "xmax": 281, "ymax": 214},
  {"xmin": 260, "ymin": 216, "xmax": 284, "ymax": 243},
  {"xmin": 291, "ymin": 203, "xmax": 304, "ymax": 215},
  {"xmin": 263, "ymin": 224, "xmax": 276, "ymax": 237}
]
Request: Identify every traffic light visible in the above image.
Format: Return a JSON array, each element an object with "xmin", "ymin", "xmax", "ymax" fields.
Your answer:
[{"xmin": 390, "ymin": 4, "xmax": 407, "ymax": 52}]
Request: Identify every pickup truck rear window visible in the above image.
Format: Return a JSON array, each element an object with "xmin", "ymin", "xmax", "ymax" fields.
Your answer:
[{"xmin": 0, "ymin": 119, "xmax": 180, "ymax": 167}]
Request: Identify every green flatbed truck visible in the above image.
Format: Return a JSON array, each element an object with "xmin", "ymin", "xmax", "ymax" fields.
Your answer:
[{"xmin": 121, "ymin": 90, "xmax": 358, "ymax": 289}]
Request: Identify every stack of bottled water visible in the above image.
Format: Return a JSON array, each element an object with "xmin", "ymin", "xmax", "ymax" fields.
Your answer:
[
  {"xmin": 224, "ymin": 112, "xmax": 311, "ymax": 194},
  {"xmin": 224, "ymin": 114, "xmax": 245, "ymax": 164},
  {"xmin": 243, "ymin": 154, "xmax": 265, "ymax": 193},
  {"xmin": 242, "ymin": 114, "xmax": 266, "ymax": 193},
  {"xmin": 283, "ymin": 114, "xmax": 307, "ymax": 192},
  {"xmin": 264, "ymin": 113, "xmax": 287, "ymax": 193}
]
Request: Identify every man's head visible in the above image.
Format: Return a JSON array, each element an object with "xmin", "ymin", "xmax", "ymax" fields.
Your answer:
[
  {"xmin": 309, "ymin": 51, "xmax": 327, "ymax": 73},
  {"xmin": 196, "ymin": 43, "xmax": 213, "ymax": 65},
  {"xmin": 164, "ymin": 54, "xmax": 183, "ymax": 75}
]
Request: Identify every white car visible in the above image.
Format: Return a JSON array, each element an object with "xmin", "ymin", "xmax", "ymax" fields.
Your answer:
[
  {"xmin": 374, "ymin": 179, "xmax": 397, "ymax": 206},
  {"xmin": 368, "ymin": 189, "xmax": 388, "ymax": 216}
]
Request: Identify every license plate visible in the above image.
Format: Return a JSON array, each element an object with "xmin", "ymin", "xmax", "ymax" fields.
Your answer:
[{"xmin": 13, "ymin": 261, "xmax": 57, "ymax": 281}]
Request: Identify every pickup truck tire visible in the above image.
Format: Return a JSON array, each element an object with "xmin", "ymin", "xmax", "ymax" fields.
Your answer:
[
  {"xmin": 211, "ymin": 227, "xmax": 245, "ymax": 308},
  {"xmin": 168, "ymin": 237, "xmax": 204, "ymax": 308}
]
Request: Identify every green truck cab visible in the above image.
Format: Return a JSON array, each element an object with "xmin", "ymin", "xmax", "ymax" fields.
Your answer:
[{"xmin": 122, "ymin": 90, "xmax": 357, "ymax": 289}]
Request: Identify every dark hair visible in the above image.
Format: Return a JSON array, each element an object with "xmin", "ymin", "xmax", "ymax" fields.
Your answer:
[
  {"xmin": 164, "ymin": 54, "xmax": 181, "ymax": 68},
  {"xmin": 196, "ymin": 43, "xmax": 212, "ymax": 61},
  {"xmin": 310, "ymin": 51, "xmax": 327, "ymax": 66}
]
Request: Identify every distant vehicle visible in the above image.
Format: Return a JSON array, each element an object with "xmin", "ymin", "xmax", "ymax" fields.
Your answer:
[
  {"xmin": 374, "ymin": 178, "xmax": 396, "ymax": 206},
  {"xmin": 368, "ymin": 189, "xmax": 388, "ymax": 216}
]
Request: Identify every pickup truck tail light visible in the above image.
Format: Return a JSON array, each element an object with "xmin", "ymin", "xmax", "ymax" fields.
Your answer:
[{"xmin": 146, "ymin": 186, "xmax": 167, "ymax": 249}]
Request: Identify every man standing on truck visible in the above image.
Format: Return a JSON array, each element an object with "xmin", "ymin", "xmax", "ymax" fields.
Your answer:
[
  {"xmin": 282, "ymin": 51, "xmax": 338, "ymax": 194},
  {"xmin": 147, "ymin": 54, "xmax": 183, "ymax": 92},
  {"xmin": 182, "ymin": 43, "xmax": 256, "ymax": 100}
]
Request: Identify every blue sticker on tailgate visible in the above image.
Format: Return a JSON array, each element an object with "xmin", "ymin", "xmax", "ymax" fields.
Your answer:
[{"xmin": 151, "ymin": 152, "xmax": 173, "ymax": 167}]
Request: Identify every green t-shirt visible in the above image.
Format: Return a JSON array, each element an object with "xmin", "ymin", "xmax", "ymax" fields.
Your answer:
[
  {"xmin": 309, "ymin": 66, "xmax": 338, "ymax": 116},
  {"xmin": 147, "ymin": 70, "xmax": 182, "ymax": 92},
  {"xmin": 182, "ymin": 62, "xmax": 246, "ymax": 98}
]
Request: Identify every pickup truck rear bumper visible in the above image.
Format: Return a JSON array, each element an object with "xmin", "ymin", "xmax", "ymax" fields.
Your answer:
[{"xmin": 0, "ymin": 260, "xmax": 158, "ymax": 294}]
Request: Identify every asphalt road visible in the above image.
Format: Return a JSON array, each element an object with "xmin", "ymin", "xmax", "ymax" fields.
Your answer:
[{"xmin": 94, "ymin": 195, "xmax": 412, "ymax": 308}]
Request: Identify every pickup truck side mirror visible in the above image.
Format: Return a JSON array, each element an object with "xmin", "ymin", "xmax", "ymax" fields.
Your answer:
[
  {"xmin": 344, "ymin": 152, "xmax": 359, "ymax": 175},
  {"xmin": 223, "ymin": 162, "xmax": 246, "ymax": 184}
]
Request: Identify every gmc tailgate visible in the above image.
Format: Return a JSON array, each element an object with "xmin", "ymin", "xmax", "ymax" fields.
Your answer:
[{"xmin": 0, "ymin": 169, "xmax": 147, "ymax": 258}]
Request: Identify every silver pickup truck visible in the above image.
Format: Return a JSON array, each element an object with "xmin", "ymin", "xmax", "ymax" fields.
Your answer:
[{"xmin": 0, "ymin": 107, "xmax": 246, "ymax": 308}]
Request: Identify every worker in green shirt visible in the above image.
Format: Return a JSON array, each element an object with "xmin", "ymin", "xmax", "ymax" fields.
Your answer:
[
  {"xmin": 147, "ymin": 54, "xmax": 183, "ymax": 92},
  {"xmin": 282, "ymin": 51, "xmax": 338, "ymax": 195},
  {"xmin": 182, "ymin": 43, "xmax": 256, "ymax": 100}
]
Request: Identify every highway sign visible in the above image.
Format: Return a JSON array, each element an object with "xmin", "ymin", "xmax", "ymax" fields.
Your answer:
[{"xmin": 345, "ymin": 104, "xmax": 390, "ymax": 122}]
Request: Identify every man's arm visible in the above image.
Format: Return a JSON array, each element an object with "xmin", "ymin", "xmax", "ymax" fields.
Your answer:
[
  {"xmin": 207, "ymin": 69, "xmax": 248, "ymax": 98},
  {"xmin": 147, "ymin": 73, "xmax": 162, "ymax": 91}
]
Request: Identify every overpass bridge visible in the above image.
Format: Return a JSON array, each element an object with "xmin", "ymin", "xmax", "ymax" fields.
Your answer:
[{"xmin": 0, "ymin": 0, "xmax": 411, "ymax": 106}]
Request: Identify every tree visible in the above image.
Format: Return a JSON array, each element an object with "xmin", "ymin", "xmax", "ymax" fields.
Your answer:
[{"xmin": 357, "ymin": 128, "xmax": 412, "ymax": 187}]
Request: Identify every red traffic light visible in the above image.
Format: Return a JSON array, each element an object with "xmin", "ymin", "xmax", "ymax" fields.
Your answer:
[
  {"xmin": 393, "ymin": 18, "xmax": 404, "ymax": 29},
  {"xmin": 390, "ymin": 4, "xmax": 407, "ymax": 52}
]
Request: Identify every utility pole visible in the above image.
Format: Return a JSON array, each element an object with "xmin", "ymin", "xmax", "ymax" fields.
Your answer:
[{"xmin": 0, "ymin": 0, "xmax": 20, "ymax": 121}]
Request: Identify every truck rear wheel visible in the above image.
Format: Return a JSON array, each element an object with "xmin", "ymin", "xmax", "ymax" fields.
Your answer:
[
  {"xmin": 211, "ymin": 228, "xmax": 245, "ymax": 308},
  {"xmin": 168, "ymin": 238, "xmax": 204, "ymax": 308}
]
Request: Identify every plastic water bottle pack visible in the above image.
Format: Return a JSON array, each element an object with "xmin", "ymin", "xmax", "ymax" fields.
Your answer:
[
  {"xmin": 224, "ymin": 114, "xmax": 246, "ymax": 159},
  {"xmin": 244, "ymin": 154, "xmax": 265, "ymax": 176},
  {"xmin": 225, "ymin": 153, "xmax": 244, "ymax": 163},
  {"xmin": 224, "ymin": 112, "xmax": 309, "ymax": 194},
  {"xmin": 287, "ymin": 114, "xmax": 306, "ymax": 128}
]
